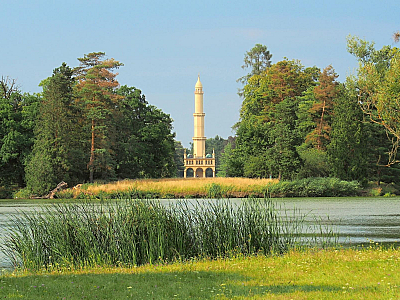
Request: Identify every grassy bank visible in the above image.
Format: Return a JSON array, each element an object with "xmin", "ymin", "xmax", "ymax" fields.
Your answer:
[
  {"xmin": 1, "ymin": 247, "xmax": 399, "ymax": 299},
  {"xmin": 56, "ymin": 177, "xmax": 362, "ymax": 199}
]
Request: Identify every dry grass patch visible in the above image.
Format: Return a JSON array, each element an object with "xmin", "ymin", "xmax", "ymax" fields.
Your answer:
[{"xmin": 76, "ymin": 177, "xmax": 278, "ymax": 198}]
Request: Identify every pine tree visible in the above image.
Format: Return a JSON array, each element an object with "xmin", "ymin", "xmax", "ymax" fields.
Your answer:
[
  {"xmin": 74, "ymin": 52, "xmax": 123, "ymax": 183},
  {"xmin": 306, "ymin": 66, "xmax": 338, "ymax": 150}
]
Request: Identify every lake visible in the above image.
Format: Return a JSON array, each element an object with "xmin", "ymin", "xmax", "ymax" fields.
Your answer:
[{"xmin": 1, "ymin": 197, "xmax": 399, "ymax": 269}]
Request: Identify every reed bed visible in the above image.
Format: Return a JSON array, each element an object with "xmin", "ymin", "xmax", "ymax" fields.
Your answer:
[{"xmin": 1, "ymin": 197, "xmax": 335, "ymax": 271}]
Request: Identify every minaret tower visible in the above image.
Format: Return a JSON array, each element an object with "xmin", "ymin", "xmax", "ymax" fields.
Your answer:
[
  {"xmin": 193, "ymin": 75, "xmax": 206, "ymax": 158},
  {"xmin": 183, "ymin": 75, "xmax": 215, "ymax": 178}
]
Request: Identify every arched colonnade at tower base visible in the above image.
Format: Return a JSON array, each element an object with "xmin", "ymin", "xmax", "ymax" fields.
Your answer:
[{"xmin": 184, "ymin": 167, "xmax": 215, "ymax": 178}]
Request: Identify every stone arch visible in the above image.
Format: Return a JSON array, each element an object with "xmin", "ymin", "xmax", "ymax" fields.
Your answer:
[
  {"xmin": 195, "ymin": 168, "xmax": 204, "ymax": 178},
  {"xmin": 186, "ymin": 168, "xmax": 194, "ymax": 178},
  {"xmin": 205, "ymin": 168, "xmax": 214, "ymax": 177}
]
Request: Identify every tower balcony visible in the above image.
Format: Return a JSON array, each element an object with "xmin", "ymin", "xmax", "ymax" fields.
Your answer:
[{"xmin": 184, "ymin": 157, "xmax": 215, "ymax": 166}]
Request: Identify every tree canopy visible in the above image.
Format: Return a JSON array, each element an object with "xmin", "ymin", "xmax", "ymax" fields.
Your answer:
[
  {"xmin": 221, "ymin": 40, "xmax": 399, "ymax": 185},
  {"xmin": 0, "ymin": 53, "xmax": 177, "ymax": 197}
]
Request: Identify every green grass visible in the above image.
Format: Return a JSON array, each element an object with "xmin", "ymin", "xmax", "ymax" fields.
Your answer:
[{"xmin": 1, "ymin": 247, "xmax": 399, "ymax": 299}]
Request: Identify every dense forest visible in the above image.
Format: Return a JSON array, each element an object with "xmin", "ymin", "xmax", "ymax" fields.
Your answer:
[
  {"xmin": 0, "ymin": 52, "xmax": 176, "ymax": 197},
  {"xmin": 219, "ymin": 36, "xmax": 400, "ymax": 185},
  {"xmin": 1, "ymin": 35, "xmax": 400, "ymax": 198}
]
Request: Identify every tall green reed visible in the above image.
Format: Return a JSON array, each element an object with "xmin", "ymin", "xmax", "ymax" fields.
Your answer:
[{"xmin": 1, "ymin": 197, "xmax": 336, "ymax": 271}]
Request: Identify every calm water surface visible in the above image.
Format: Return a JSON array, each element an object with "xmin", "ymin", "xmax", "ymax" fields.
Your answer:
[{"xmin": 1, "ymin": 197, "xmax": 399, "ymax": 269}]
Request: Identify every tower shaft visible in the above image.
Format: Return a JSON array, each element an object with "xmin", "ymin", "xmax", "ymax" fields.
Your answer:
[{"xmin": 193, "ymin": 76, "xmax": 206, "ymax": 158}]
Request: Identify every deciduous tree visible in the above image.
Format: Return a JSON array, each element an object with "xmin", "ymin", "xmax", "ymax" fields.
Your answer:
[
  {"xmin": 347, "ymin": 36, "xmax": 400, "ymax": 166},
  {"xmin": 0, "ymin": 77, "xmax": 39, "ymax": 188},
  {"xmin": 327, "ymin": 87, "xmax": 367, "ymax": 183},
  {"xmin": 234, "ymin": 59, "xmax": 317, "ymax": 179},
  {"xmin": 115, "ymin": 86, "xmax": 176, "ymax": 179}
]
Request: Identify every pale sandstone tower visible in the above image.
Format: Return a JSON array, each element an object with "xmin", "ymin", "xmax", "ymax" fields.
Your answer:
[{"xmin": 184, "ymin": 76, "xmax": 215, "ymax": 178}]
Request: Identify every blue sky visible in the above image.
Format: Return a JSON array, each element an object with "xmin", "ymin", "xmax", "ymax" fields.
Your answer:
[{"xmin": 1, "ymin": 0, "xmax": 398, "ymax": 147}]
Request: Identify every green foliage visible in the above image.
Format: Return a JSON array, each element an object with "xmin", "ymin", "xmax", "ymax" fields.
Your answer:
[
  {"xmin": 205, "ymin": 135, "xmax": 227, "ymax": 175},
  {"xmin": 298, "ymin": 148, "xmax": 329, "ymax": 178},
  {"xmin": 219, "ymin": 141, "xmax": 244, "ymax": 177},
  {"xmin": 26, "ymin": 63, "xmax": 83, "ymax": 196},
  {"xmin": 2, "ymin": 198, "xmax": 334, "ymax": 271},
  {"xmin": 115, "ymin": 86, "xmax": 176, "ymax": 179},
  {"xmin": 206, "ymin": 183, "xmax": 223, "ymax": 198},
  {"xmin": 0, "ymin": 186, "xmax": 13, "ymax": 199},
  {"xmin": 267, "ymin": 177, "xmax": 360, "ymax": 197},
  {"xmin": 74, "ymin": 52, "xmax": 124, "ymax": 183},
  {"xmin": 327, "ymin": 87, "xmax": 368, "ymax": 184},
  {"xmin": 347, "ymin": 35, "xmax": 400, "ymax": 166},
  {"xmin": 13, "ymin": 187, "xmax": 33, "ymax": 199},
  {"xmin": 234, "ymin": 59, "xmax": 316, "ymax": 180},
  {"xmin": 237, "ymin": 43, "xmax": 272, "ymax": 96},
  {"xmin": 0, "ymin": 78, "xmax": 39, "ymax": 188},
  {"xmin": 173, "ymin": 140, "xmax": 185, "ymax": 177},
  {"xmin": 266, "ymin": 98, "xmax": 302, "ymax": 180},
  {"xmin": 369, "ymin": 188, "xmax": 382, "ymax": 197},
  {"xmin": 243, "ymin": 155, "xmax": 269, "ymax": 178},
  {"xmin": 0, "ymin": 54, "xmax": 177, "ymax": 197},
  {"xmin": 56, "ymin": 189, "xmax": 74, "ymax": 199}
]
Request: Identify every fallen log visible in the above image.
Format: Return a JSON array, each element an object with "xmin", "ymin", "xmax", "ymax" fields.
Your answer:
[
  {"xmin": 44, "ymin": 181, "xmax": 68, "ymax": 199},
  {"xmin": 30, "ymin": 181, "xmax": 69, "ymax": 199}
]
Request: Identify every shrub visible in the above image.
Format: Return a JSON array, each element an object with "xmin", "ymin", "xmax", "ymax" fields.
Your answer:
[
  {"xmin": 206, "ymin": 183, "xmax": 223, "ymax": 198},
  {"xmin": 0, "ymin": 186, "xmax": 13, "ymax": 199},
  {"xmin": 57, "ymin": 190, "xmax": 74, "ymax": 199},
  {"xmin": 267, "ymin": 177, "xmax": 360, "ymax": 197},
  {"xmin": 13, "ymin": 188, "xmax": 33, "ymax": 199}
]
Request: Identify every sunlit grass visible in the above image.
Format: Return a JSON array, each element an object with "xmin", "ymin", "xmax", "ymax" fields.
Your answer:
[
  {"xmin": 87, "ymin": 177, "xmax": 278, "ymax": 193},
  {"xmin": 73, "ymin": 177, "xmax": 278, "ymax": 198},
  {"xmin": 1, "ymin": 247, "xmax": 399, "ymax": 299}
]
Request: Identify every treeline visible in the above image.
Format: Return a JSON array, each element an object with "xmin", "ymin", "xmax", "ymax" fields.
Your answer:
[
  {"xmin": 220, "ymin": 37, "xmax": 400, "ymax": 185},
  {"xmin": 0, "ymin": 52, "xmax": 176, "ymax": 197}
]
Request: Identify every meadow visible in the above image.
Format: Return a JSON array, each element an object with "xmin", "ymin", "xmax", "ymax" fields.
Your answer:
[{"xmin": 1, "ymin": 247, "xmax": 399, "ymax": 299}]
